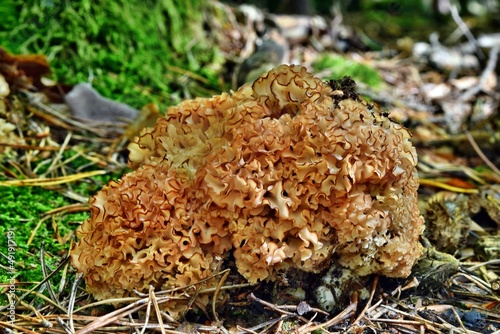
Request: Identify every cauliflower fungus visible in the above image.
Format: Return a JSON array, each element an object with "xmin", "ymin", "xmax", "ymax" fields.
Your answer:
[{"xmin": 71, "ymin": 65, "xmax": 424, "ymax": 314}]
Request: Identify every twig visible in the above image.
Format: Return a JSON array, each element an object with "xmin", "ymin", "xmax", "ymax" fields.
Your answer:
[
  {"xmin": 450, "ymin": 307, "xmax": 469, "ymax": 334},
  {"xmin": 465, "ymin": 130, "xmax": 500, "ymax": 177},
  {"xmin": 159, "ymin": 310, "xmax": 178, "ymax": 324},
  {"xmin": 12, "ymin": 256, "xmax": 70, "ymax": 312},
  {"xmin": 27, "ymin": 215, "xmax": 51, "ymax": 247},
  {"xmin": 26, "ymin": 93, "xmax": 108, "ymax": 136},
  {"xmin": 276, "ymin": 304, "xmax": 329, "ymax": 316},
  {"xmin": 76, "ymin": 298, "xmax": 151, "ymax": 334},
  {"xmin": 449, "ymin": 5, "xmax": 484, "ymax": 60},
  {"xmin": 236, "ymin": 315, "xmax": 295, "ymax": 334},
  {"xmin": 0, "ymin": 169, "xmax": 108, "ymax": 187},
  {"xmin": 212, "ymin": 269, "xmax": 230, "ymax": 323},
  {"xmin": 67, "ymin": 273, "xmax": 83, "ymax": 334},
  {"xmin": 42, "ymin": 131, "xmax": 72, "ymax": 178},
  {"xmin": 461, "ymin": 46, "xmax": 498, "ymax": 101},
  {"xmin": 370, "ymin": 318, "xmax": 439, "ymax": 333},
  {"xmin": 40, "ymin": 242, "xmax": 60, "ymax": 307},
  {"xmin": 16, "ymin": 299, "xmax": 53, "ymax": 330},
  {"xmin": 236, "ymin": 325, "xmax": 259, "ymax": 334},
  {"xmin": 0, "ymin": 142, "xmax": 61, "ymax": 151},
  {"xmin": 199, "ymin": 282, "xmax": 256, "ymax": 294},
  {"xmin": 465, "ymin": 259, "xmax": 500, "ymax": 271},
  {"xmin": 248, "ymin": 293, "xmax": 295, "ymax": 317},
  {"xmin": 352, "ymin": 275, "xmax": 378, "ymax": 325},
  {"xmin": 377, "ymin": 305, "xmax": 483, "ymax": 334},
  {"xmin": 150, "ymin": 285, "xmax": 166, "ymax": 334},
  {"xmin": 0, "ymin": 321, "xmax": 42, "ymax": 334},
  {"xmin": 73, "ymin": 296, "xmax": 144, "ymax": 313},
  {"xmin": 6, "ymin": 288, "xmax": 62, "ymax": 314},
  {"xmin": 450, "ymin": 271, "xmax": 493, "ymax": 294},
  {"xmin": 57, "ymin": 248, "xmax": 71, "ymax": 295},
  {"xmin": 248, "ymin": 293, "xmax": 314, "ymax": 328},
  {"xmin": 184, "ymin": 286, "xmax": 202, "ymax": 318},
  {"xmin": 139, "ymin": 287, "xmax": 153, "ymax": 334},
  {"xmin": 128, "ymin": 313, "xmax": 141, "ymax": 334},
  {"xmin": 298, "ymin": 302, "xmax": 357, "ymax": 333},
  {"xmin": 132, "ymin": 271, "xmax": 253, "ymax": 297},
  {"xmin": 49, "ymin": 149, "xmax": 86, "ymax": 173},
  {"xmin": 418, "ymin": 178, "xmax": 478, "ymax": 194},
  {"xmin": 296, "ymin": 313, "xmax": 319, "ymax": 334},
  {"xmin": 356, "ymin": 85, "xmax": 437, "ymax": 112},
  {"xmin": 57, "ymin": 316, "xmax": 74, "ymax": 334},
  {"xmin": 364, "ymin": 298, "xmax": 384, "ymax": 317}
]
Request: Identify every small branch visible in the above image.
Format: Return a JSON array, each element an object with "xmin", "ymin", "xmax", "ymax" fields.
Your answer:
[
  {"xmin": 449, "ymin": 5, "xmax": 484, "ymax": 60},
  {"xmin": 352, "ymin": 275, "xmax": 379, "ymax": 325},
  {"xmin": 67, "ymin": 273, "xmax": 83, "ymax": 334},
  {"xmin": 465, "ymin": 130, "xmax": 500, "ymax": 176},
  {"xmin": 461, "ymin": 46, "xmax": 499, "ymax": 101}
]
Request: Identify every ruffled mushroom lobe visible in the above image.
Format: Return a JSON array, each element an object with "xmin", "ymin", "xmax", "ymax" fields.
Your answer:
[{"xmin": 71, "ymin": 64, "xmax": 424, "ymax": 317}]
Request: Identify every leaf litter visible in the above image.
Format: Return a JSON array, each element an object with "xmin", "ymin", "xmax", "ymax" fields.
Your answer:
[{"xmin": 0, "ymin": 1, "xmax": 499, "ymax": 333}]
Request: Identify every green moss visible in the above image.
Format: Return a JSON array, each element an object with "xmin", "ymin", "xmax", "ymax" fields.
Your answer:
[
  {"xmin": 0, "ymin": 156, "xmax": 123, "ymax": 305},
  {"xmin": 0, "ymin": 0, "xmax": 225, "ymax": 109},
  {"xmin": 313, "ymin": 54, "xmax": 382, "ymax": 89},
  {"xmin": 0, "ymin": 186, "xmax": 81, "ymax": 271},
  {"xmin": 0, "ymin": 0, "xmax": 18, "ymax": 31}
]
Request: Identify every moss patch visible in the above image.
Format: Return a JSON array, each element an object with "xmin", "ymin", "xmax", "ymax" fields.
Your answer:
[
  {"xmin": 313, "ymin": 54, "xmax": 383, "ymax": 89},
  {"xmin": 0, "ymin": 0, "xmax": 225, "ymax": 109},
  {"xmin": 0, "ymin": 146, "xmax": 125, "ymax": 304},
  {"xmin": 0, "ymin": 186, "xmax": 85, "ymax": 287}
]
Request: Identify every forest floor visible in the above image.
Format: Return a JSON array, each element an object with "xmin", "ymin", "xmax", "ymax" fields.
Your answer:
[{"xmin": 0, "ymin": 1, "xmax": 499, "ymax": 333}]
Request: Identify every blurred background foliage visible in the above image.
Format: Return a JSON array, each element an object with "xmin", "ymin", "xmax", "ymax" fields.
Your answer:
[
  {"xmin": 231, "ymin": 0, "xmax": 499, "ymax": 19},
  {"xmin": 226, "ymin": 0, "xmax": 499, "ymax": 51},
  {"xmin": 0, "ymin": 0, "xmax": 498, "ymax": 109}
]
